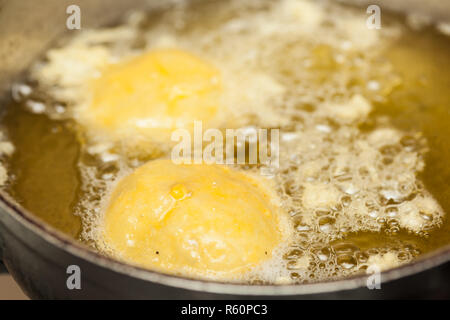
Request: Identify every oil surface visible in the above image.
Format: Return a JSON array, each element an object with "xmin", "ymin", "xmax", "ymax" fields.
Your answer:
[{"xmin": 1, "ymin": 0, "xmax": 450, "ymax": 283}]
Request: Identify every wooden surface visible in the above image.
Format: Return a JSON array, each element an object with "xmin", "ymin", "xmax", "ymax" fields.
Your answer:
[{"xmin": 0, "ymin": 274, "xmax": 28, "ymax": 300}]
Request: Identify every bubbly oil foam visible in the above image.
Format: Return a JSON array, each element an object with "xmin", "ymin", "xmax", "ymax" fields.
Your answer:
[
  {"xmin": 26, "ymin": 0, "xmax": 446, "ymax": 283},
  {"xmin": 0, "ymin": 130, "xmax": 15, "ymax": 186}
]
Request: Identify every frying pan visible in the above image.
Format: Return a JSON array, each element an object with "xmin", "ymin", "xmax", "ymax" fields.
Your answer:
[{"xmin": 0, "ymin": 0, "xmax": 449, "ymax": 299}]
